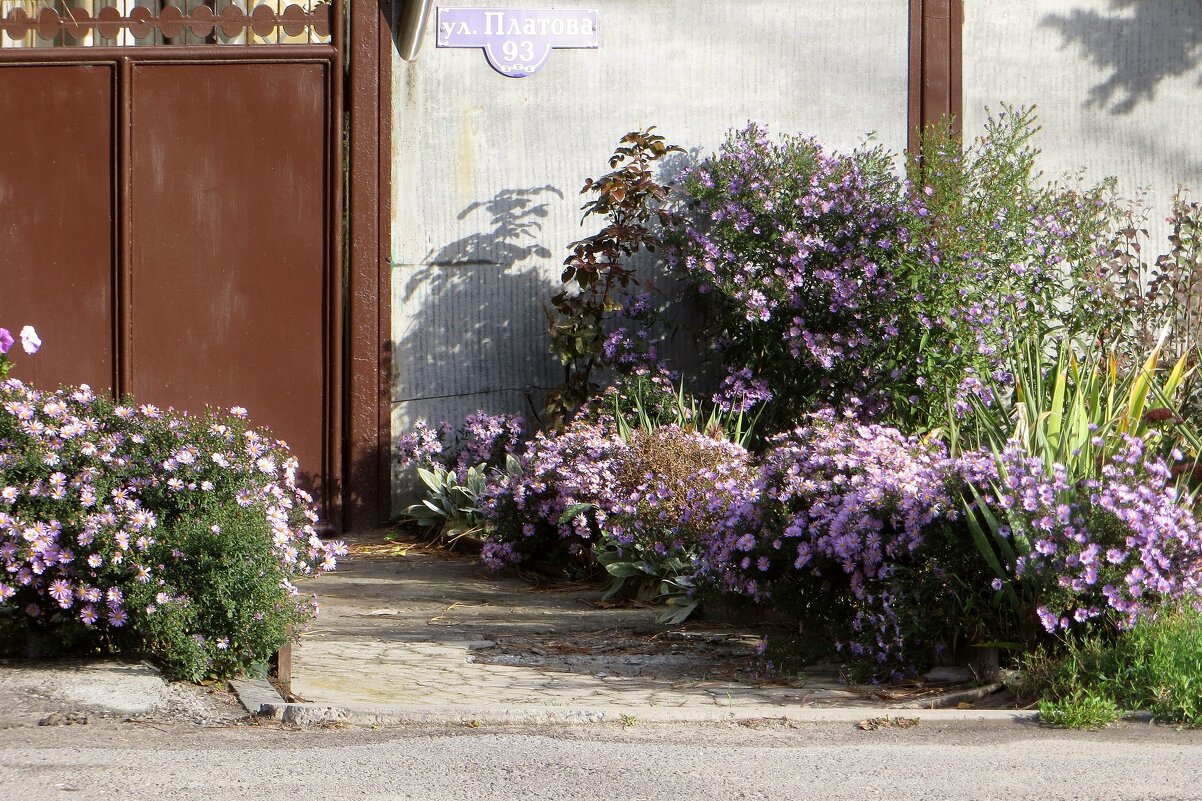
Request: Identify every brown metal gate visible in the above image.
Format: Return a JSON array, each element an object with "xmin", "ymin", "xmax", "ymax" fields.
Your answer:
[{"xmin": 0, "ymin": 0, "xmax": 344, "ymax": 521}]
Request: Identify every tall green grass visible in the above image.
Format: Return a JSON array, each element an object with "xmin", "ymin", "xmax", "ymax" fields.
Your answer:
[{"xmin": 1034, "ymin": 600, "xmax": 1202, "ymax": 728}]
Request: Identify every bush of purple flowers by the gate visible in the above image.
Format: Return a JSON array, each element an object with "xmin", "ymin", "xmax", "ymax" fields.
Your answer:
[
  {"xmin": 396, "ymin": 412, "xmax": 526, "ymax": 542},
  {"xmin": 0, "ymin": 376, "xmax": 345, "ymax": 680},
  {"xmin": 479, "ymin": 419, "xmax": 624, "ymax": 572}
]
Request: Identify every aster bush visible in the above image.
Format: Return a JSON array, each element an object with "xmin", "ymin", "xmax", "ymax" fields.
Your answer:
[
  {"xmin": 989, "ymin": 438, "xmax": 1202, "ymax": 635},
  {"xmin": 964, "ymin": 333, "xmax": 1202, "ymax": 723},
  {"xmin": 953, "ymin": 330, "xmax": 1202, "ymax": 640},
  {"xmin": 667, "ymin": 124, "xmax": 914, "ymax": 429},
  {"xmin": 397, "ymin": 411, "xmax": 525, "ymax": 543},
  {"xmin": 898, "ymin": 108, "xmax": 1122, "ymax": 430},
  {"xmin": 594, "ymin": 424, "xmax": 756, "ymax": 622},
  {"xmin": 699, "ymin": 412, "xmax": 995, "ymax": 678},
  {"xmin": 479, "ymin": 419, "xmax": 624, "ymax": 573},
  {"xmin": 664, "ymin": 111, "xmax": 1127, "ymax": 435},
  {"xmin": 477, "ymin": 380, "xmax": 758, "ymax": 606},
  {"xmin": 0, "ymin": 379, "xmax": 343, "ymax": 681}
]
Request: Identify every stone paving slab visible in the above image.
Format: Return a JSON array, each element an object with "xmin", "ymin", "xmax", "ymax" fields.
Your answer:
[{"xmin": 285, "ymin": 538, "xmax": 1007, "ymax": 721}]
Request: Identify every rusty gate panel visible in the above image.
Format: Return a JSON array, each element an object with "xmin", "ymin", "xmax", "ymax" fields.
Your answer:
[
  {"xmin": 0, "ymin": 64, "xmax": 115, "ymax": 393},
  {"xmin": 0, "ymin": 0, "xmax": 344, "ymax": 523},
  {"xmin": 127, "ymin": 60, "xmax": 332, "ymax": 501}
]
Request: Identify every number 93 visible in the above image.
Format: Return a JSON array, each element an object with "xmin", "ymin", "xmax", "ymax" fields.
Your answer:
[{"xmin": 501, "ymin": 39, "xmax": 535, "ymax": 62}]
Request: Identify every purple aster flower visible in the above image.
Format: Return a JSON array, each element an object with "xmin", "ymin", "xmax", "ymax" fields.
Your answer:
[{"xmin": 48, "ymin": 579, "xmax": 73, "ymax": 608}]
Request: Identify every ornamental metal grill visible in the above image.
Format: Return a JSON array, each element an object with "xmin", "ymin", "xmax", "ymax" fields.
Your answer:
[{"xmin": 0, "ymin": 0, "xmax": 332, "ymax": 46}]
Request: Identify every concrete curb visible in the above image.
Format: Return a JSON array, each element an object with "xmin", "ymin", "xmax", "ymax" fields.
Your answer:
[
  {"xmin": 255, "ymin": 700, "xmax": 1042, "ymax": 727},
  {"xmin": 229, "ymin": 678, "xmax": 288, "ymax": 719},
  {"xmin": 230, "ymin": 677, "xmax": 1156, "ymax": 729},
  {"xmin": 895, "ymin": 682, "xmax": 1006, "ymax": 709},
  {"xmin": 233, "ymin": 671, "xmax": 1039, "ymax": 728}
]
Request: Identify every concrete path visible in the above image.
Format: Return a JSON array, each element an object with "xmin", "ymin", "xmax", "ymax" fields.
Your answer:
[
  {"xmin": 268, "ymin": 535, "xmax": 1020, "ymax": 726},
  {"xmin": 0, "ymin": 658, "xmax": 246, "ymax": 728}
]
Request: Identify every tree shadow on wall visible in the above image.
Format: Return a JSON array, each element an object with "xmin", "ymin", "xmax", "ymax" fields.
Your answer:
[
  {"xmin": 394, "ymin": 185, "xmax": 566, "ymax": 425},
  {"xmin": 1042, "ymin": 0, "xmax": 1202, "ymax": 114}
]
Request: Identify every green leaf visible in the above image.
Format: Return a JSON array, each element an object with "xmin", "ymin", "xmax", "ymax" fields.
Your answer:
[
  {"xmin": 558, "ymin": 502, "xmax": 594, "ymax": 524},
  {"xmin": 416, "ymin": 467, "xmax": 444, "ymax": 492},
  {"xmin": 962, "ymin": 489, "xmax": 1021, "ymax": 611},
  {"xmin": 604, "ymin": 562, "xmax": 645, "ymax": 578},
  {"xmin": 656, "ymin": 598, "xmax": 700, "ymax": 625},
  {"xmin": 600, "ymin": 575, "xmax": 627, "ymax": 601},
  {"xmin": 245, "ymin": 660, "xmax": 270, "ymax": 679},
  {"xmin": 963, "ymin": 496, "xmax": 1007, "ymax": 580}
]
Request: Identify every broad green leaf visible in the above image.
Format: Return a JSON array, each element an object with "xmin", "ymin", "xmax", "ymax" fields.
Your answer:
[
  {"xmin": 417, "ymin": 467, "xmax": 444, "ymax": 492},
  {"xmin": 1124, "ymin": 339, "xmax": 1162, "ymax": 433},
  {"xmin": 604, "ymin": 562, "xmax": 644, "ymax": 578},
  {"xmin": 656, "ymin": 598, "xmax": 700, "ymax": 625},
  {"xmin": 962, "ymin": 494, "xmax": 1021, "ymax": 611},
  {"xmin": 600, "ymin": 575, "xmax": 627, "ymax": 601},
  {"xmin": 558, "ymin": 502, "xmax": 595, "ymax": 524}
]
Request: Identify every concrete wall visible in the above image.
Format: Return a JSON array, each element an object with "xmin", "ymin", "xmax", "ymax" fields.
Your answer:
[
  {"xmin": 388, "ymin": 0, "xmax": 911, "ymax": 512},
  {"xmin": 963, "ymin": 0, "xmax": 1202, "ymax": 246}
]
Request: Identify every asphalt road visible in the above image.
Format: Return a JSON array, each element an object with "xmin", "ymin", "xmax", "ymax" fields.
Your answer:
[{"xmin": 3, "ymin": 718, "xmax": 1201, "ymax": 801}]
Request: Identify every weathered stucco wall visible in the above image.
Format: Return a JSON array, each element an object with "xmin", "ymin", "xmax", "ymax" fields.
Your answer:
[
  {"xmin": 963, "ymin": 0, "xmax": 1202, "ymax": 245},
  {"xmin": 389, "ymin": 0, "xmax": 910, "ymax": 511}
]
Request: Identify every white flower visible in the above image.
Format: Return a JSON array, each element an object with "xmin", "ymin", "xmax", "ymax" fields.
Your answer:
[{"xmin": 19, "ymin": 325, "xmax": 40, "ymax": 355}]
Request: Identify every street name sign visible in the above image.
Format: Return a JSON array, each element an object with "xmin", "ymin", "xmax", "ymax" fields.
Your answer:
[{"xmin": 436, "ymin": 7, "xmax": 599, "ymax": 78}]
